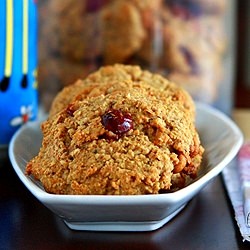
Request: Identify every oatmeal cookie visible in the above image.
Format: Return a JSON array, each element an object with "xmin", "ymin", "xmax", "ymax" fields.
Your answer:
[
  {"xmin": 39, "ymin": 0, "xmax": 104, "ymax": 62},
  {"xmin": 49, "ymin": 64, "xmax": 195, "ymax": 117},
  {"xmin": 161, "ymin": 13, "xmax": 225, "ymax": 102},
  {"xmin": 162, "ymin": 17, "xmax": 225, "ymax": 74},
  {"xmin": 100, "ymin": 0, "xmax": 145, "ymax": 64},
  {"xmin": 26, "ymin": 82, "xmax": 203, "ymax": 195}
]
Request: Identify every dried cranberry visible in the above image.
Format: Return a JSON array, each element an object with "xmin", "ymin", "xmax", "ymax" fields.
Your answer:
[
  {"xmin": 66, "ymin": 104, "xmax": 76, "ymax": 117},
  {"xmin": 101, "ymin": 109, "xmax": 133, "ymax": 138}
]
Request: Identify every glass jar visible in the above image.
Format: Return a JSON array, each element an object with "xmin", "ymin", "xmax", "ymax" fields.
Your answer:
[{"xmin": 38, "ymin": 0, "xmax": 235, "ymax": 114}]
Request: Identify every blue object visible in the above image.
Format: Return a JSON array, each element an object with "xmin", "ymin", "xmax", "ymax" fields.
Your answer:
[{"xmin": 0, "ymin": 0, "xmax": 38, "ymax": 145}]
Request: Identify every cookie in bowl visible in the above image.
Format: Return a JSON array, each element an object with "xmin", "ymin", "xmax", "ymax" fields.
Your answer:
[
  {"xmin": 49, "ymin": 64, "xmax": 195, "ymax": 117},
  {"xmin": 26, "ymin": 65, "xmax": 204, "ymax": 195}
]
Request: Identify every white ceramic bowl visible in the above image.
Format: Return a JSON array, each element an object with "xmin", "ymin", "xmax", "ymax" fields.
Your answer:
[{"xmin": 9, "ymin": 103, "xmax": 243, "ymax": 232}]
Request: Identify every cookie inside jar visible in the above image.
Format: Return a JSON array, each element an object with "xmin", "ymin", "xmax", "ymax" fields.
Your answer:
[{"xmin": 38, "ymin": 0, "xmax": 235, "ymax": 115}]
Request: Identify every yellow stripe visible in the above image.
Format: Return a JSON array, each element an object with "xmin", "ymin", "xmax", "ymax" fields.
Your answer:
[
  {"xmin": 5, "ymin": 0, "xmax": 13, "ymax": 76},
  {"xmin": 23, "ymin": 0, "xmax": 28, "ymax": 74}
]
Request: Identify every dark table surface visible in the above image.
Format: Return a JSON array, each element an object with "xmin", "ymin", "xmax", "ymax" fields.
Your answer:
[{"xmin": 1, "ymin": 157, "xmax": 250, "ymax": 250}]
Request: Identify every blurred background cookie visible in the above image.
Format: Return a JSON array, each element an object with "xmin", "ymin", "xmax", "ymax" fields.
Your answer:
[{"xmin": 38, "ymin": 0, "xmax": 230, "ymax": 112}]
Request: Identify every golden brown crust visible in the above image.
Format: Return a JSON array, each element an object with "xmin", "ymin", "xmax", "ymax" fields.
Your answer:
[
  {"xmin": 49, "ymin": 64, "xmax": 195, "ymax": 117},
  {"xmin": 27, "ymin": 65, "xmax": 204, "ymax": 195}
]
